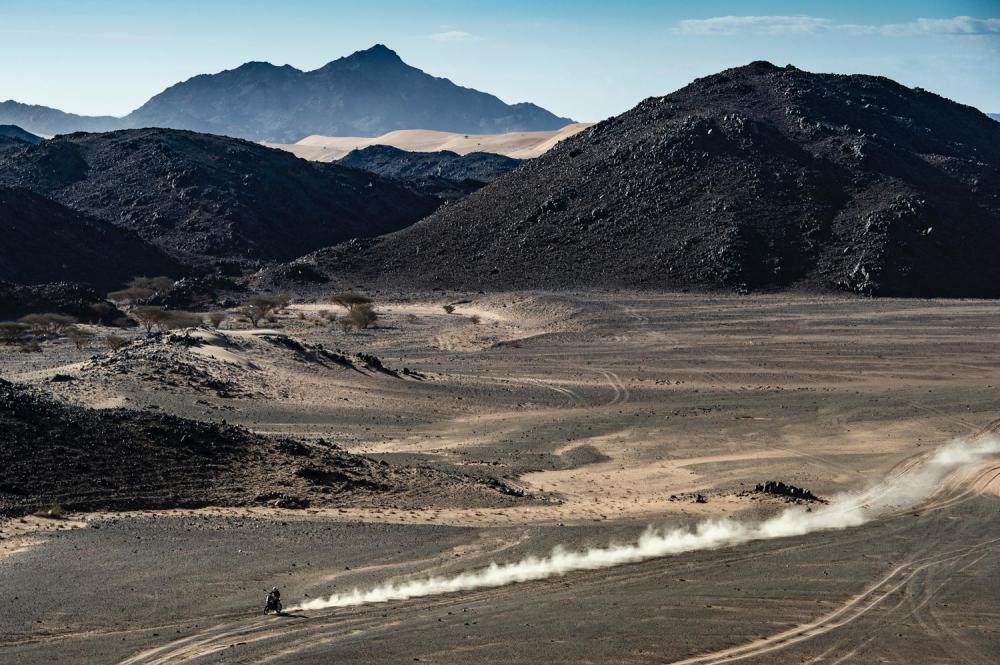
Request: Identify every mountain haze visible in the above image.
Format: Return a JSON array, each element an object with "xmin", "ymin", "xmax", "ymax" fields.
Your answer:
[{"xmin": 0, "ymin": 46, "xmax": 571, "ymax": 142}]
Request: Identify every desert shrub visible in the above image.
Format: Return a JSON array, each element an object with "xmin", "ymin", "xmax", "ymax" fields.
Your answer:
[
  {"xmin": 442, "ymin": 304, "xmax": 455, "ymax": 314},
  {"xmin": 0, "ymin": 322, "xmax": 29, "ymax": 345},
  {"xmin": 207, "ymin": 311, "xmax": 227, "ymax": 328},
  {"xmin": 108, "ymin": 276, "xmax": 175, "ymax": 304},
  {"xmin": 468, "ymin": 315, "xmax": 481, "ymax": 325},
  {"xmin": 107, "ymin": 286, "xmax": 154, "ymax": 304},
  {"xmin": 160, "ymin": 311, "xmax": 202, "ymax": 330},
  {"xmin": 88, "ymin": 302, "xmax": 115, "ymax": 323},
  {"xmin": 129, "ymin": 306, "xmax": 169, "ymax": 334},
  {"xmin": 105, "ymin": 335, "xmax": 129, "ymax": 351},
  {"xmin": 19, "ymin": 340, "xmax": 41, "ymax": 353},
  {"xmin": 347, "ymin": 303, "xmax": 378, "ymax": 330},
  {"xmin": 18, "ymin": 313, "xmax": 78, "ymax": 336},
  {"xmin": 65, "ymin": 325, "xmax": 92, "ymax": 349},
  {"xmin": 240, "ymin": 296, "xmax": 285, "ymax": 327},
  {"xmin": 129, "ymin": 276, "xmax": 175, "ymax": 294},
  {"xmin": 35, "ymin": 503, "xmax": 65, "ymax": 519},
  {"xmin": 333, "ymin": 293, "xmax": 373, "ymax": 310},
  {"xmin": 318, "ymin": 309, "xmax": 335, "ymax": 321}
]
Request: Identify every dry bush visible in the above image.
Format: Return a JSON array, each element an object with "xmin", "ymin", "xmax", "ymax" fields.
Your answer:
[
  {"xmin": 468, "ymin": 315, "xmax": 481, "ymax": 325},
  {"xmin": 65, "ymin": 325, "xmax": 92, "ymax": 349},
  {"xmin": 34, "ymin": 503, "xmax": 66, "ymax": 519},
  {"xmin": 18, "ymin": 313, "xmax": 78, "ymax": 336},
  {"xmin": 105, "ymin": 335, "xmax": 129, "ymax": 351},
  {"xmin": 0, "ymin": 322, "xmax": 29, "ymax": 345},
  {"xmin": 160, "ymin": 311, "xmax": 202, "ymax": 330},
  {"xmin": 107, "ymin": 286, "xmax": 154, "ymax": 304},
  {"xmin": 108, "ymin": 276, "xmax": 175, "ymax": 304},
  {"xmin": 129, "ymin": 306, "xmax": 169, "ymax": 334},
  {"xmin": 240, "ymin": 296, "xmax": 285, "ymax": 327},
  {"xmin": 442, "ymin": 304, "xmax": 455, "ymax": 314},
  {"xmin": 333, "ymin": 293, "xmax": 373, "ymax": 310},
  {"xmin": 207, "ymin": 311, "xmax": 227, "ymax": 329},
  {"xmin": 129, "ymin": 276, "xmax": 175, "ymax": 294},
  {"xmin": 318, "ymin": 309, "xmax": 336, "ymax": 321},
  {"xmin": 88, "ymin": 302, "xmax": 115, "ymax": 323},
  {"xmin": 347, "ymin": 303, "xmax": 378, "ymax": 330}
]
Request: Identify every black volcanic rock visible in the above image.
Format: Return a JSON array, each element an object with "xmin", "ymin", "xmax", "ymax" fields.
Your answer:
[
  {"xmin": 0, "ymin": 282, "xmax": 126, "ymax": 322},
  {"xmin": 0, "ymin": 100, "xmax": 120, "ymax": 136},
  {"xmin": 339, "ymin": 145, "xmax": 523, "ymax": 183},
  {"xmin": 0, "ymin": 187, "xmax": 180, "ymax": 289},
  {"xmin": 0, "ymin": 128, "xmax": 442, "ymax": 268},
  {"xmin": 311, "ymin": 63, "xmax": 1000, "ymax": 297},
  {"xmin": 125, "ymin": 45, "xmax": 571, "ymax": 141},
  {"xmin": 0, "ymin": 378, "xmax": 524, "ymax": 515}
]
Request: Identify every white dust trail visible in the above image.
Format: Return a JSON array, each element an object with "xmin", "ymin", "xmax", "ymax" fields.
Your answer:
[{"xmin": 292, "ymin": 437, "xmax": 1000, "ymax": 611}]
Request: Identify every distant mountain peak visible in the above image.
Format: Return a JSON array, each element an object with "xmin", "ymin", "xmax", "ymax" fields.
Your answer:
[
  {"xmin": 0, "ymin": 45, "xmax": 572, "ymax": 141},
  {"xmin": 351, "ymin": 43, "xmax": 400, "ymax": 60}
]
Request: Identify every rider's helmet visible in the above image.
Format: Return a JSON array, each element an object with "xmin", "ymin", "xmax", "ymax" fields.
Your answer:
[{"xmin": 271, "ymin": 586, "xmax": 279, "ymax": 593}]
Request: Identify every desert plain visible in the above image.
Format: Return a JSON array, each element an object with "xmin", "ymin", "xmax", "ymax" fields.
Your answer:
[{"xmin": 1, "ymin": 291, "xmax": 998, "ymax": 663}]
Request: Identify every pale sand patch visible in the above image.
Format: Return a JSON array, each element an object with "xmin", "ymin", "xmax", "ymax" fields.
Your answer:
[
  {"xmin": 0, "ymin": 514, "xmax": 87, "ymax": 561},
  {"xmin": 263, "ymin": 123, "xmax": 593, "ymax": 162}
]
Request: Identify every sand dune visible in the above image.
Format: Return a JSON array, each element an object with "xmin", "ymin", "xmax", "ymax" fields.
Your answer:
[{"xmin": 263, "ymin": 123, "xmax": 593, "ymax": 161}]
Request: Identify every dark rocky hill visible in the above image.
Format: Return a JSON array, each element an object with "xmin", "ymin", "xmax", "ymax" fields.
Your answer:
[
  {"xmin": 0, "ymin": 124, "xmax": 42, "ymax": 144},
  {"xmin": 0, "ymin": 128, "xmax": 442, "ymax": 268},
  {"xmin": 0, "ymin": 125, "xmax": 43, "ymax": 153},
  {"xmin": 0, "ymin": 46, "xmax": 571, "ymax": 142},
  {"xmin": 0, "ymin": 187, "xmax": 180, "ymax": 289},
  {"xmin": 339, "ymin": 145, "xmax": 523, "ymax": 183},
  {"xmin": 309, "ymin": 62, "xmax": 1000, "ymax": 297},
  {"xmin": 0, "ymin": 379, "xmax": 521, "ymax": 516},
  {"xmin": 0, "ymin": 282, "xmax": 125, "ymax": 322}
]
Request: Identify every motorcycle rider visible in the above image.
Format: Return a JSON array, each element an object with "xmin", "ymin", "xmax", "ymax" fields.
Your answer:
[{"xmin": 265, "ymin": 586, "xmax": 281, "ymax": 613}]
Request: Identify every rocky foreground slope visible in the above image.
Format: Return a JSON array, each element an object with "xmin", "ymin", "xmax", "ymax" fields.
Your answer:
[
  {"xmin": 308, "ymin": 62, "xmax": 1000, "ymax": 297},
  {"xmin": 0, "ymin": 378, "xmax": 520, "ymax": 516},
  {"xmin": 0, "ymin": 128, "xmax": 442, "ymax": 269}
]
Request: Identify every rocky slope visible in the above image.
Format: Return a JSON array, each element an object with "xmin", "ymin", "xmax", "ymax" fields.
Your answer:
[
  {"xmin": 0, "ymin": 124, "xmax": 42, "ymax": 143},
  {"xmin": 0, "ymin": 187, "xmax": 180, "ymax": 289},
  {"xmin": 0, "ymin": 282, "xmax": 124, "ymax": 321},
  {"xmin": 339, "ymin": 145, "xmax": 522, "ymax": 183},
  {"xmin": 0, "ymin": 128, "xmax": 442, "ymax": 268},
  {"xmin": 0, "ymin": 378, "xmax": 521, "ymax": 516},
  {"xmin": 308, "ymin": 62, "xmax": 1000, "ymax": 297}
]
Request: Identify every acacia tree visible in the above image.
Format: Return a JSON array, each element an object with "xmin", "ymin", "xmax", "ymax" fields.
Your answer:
[
  {"xmin": 240, "ymin": 297, "xmax": 281, "ymax": 327},
  {"xmin": 129, "ymin": 306, "xmax": 169, "ymax": 334}
]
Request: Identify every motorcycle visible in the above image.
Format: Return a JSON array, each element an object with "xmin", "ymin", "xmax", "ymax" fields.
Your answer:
[{"xmin": 264, "ymin": 593, "xmax": 282, "ymax": 615}]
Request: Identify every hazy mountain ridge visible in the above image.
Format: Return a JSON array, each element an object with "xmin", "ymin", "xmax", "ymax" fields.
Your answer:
[
  {"xmin": 305, "ymin": 62, "xmax": 1000, "ymax": 297},
  {"xmin": 0, "ymin": 46, "xmax": 571, "ymax": 142},
  {"xmin": 0, "ymin": 101, "xmax": 120, "ymax": 136}
]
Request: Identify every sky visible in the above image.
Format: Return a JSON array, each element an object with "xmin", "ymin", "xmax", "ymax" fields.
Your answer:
[{"xmin": 1, "ymin": 0, "xmax": 998, "ymax": 120}]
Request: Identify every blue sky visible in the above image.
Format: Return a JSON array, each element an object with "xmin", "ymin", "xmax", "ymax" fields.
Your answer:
[{"xmin": 2, "ymin": 1, "xmax": 998, "ymax": 120}]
